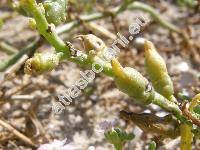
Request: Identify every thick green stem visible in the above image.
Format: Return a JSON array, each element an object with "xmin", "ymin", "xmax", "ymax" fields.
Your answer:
[
  {"xmin": 180, "ymin": 124, "xmax": 193, "ymax": 150},
  {"xmin": 15, "ymin": 0, "xmax": 188, "ymax": 123},
  {"xmin": 152, "ymin": 92, "xmax": 189, "ymax": 123},
  {"xmin": 114, "ymin": 144, "xmax": 123, "ymax": 150},
  {"xmin": 68, "ymin": 51, "xmax": 114, "ymax": 76},
  {"xmin": 23, "ymin": 0, "xmax": 70, "ymax": 56},
  {"xmin": 152, "ymin": 93, "xmax": 181, "ymax": 115}
]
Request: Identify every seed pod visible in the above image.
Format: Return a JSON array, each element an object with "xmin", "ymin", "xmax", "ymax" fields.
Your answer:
[
  {"xmin": 76, "ymin": 34, "xmax": 115, "ymax": 69},
  {"xmin": 43, "ymin": 0, "xmax": 67, "ymax": 25},
  {"xmin": 144, "ymin": 40, "xmax": 174, "ymax": 100},
  {"xmin": 111, "ymin": 58, "xmax": 154, "ymax": 105},
  {"xmin": 24, "ymin": 52, "xmax": 62, "ymax": 75},
  {"xmin": 76, "ymin": 34, "xmax": 107, "ymax": 55}
]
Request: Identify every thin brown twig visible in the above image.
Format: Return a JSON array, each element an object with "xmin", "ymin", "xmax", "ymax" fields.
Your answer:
[
  {"xmin": 28, "ymin": 110, "xmax": 51, "ymax": 141},
  {"xmin": 181, "ymin": 102, "xmax": 200, "ymax": 127},
  {"xmin": 10, "ymin": 95, "xmax": 35, "ymax": 101},
  {"xmin": 3, "ymin": 79, "xmax": 32, "ymax": 100},
  {"xmin": 0, "ymin": 119, "xmax": 36, "ymax": 147},
  {"xmin": 8, "ymin": 141, "xmax": 20, "ymax": 150},
  {"xmin": 4, "ymin": 55, "xmax": 29, "ymax": 78}
]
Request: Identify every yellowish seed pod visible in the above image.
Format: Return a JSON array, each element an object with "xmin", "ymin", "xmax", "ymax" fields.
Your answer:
[
  {"xmin": 76, "ymin": 34, "xmax": 107, "ymax": 59},
  {"xmin": 144, "ymin": 40, "xmax": 174, "ymax": 100},
  {"xmin": 111, "ymin": 58, "xmax": 154, "ymax": 105},
  {"xmin": 24, "ymin": 52, "xmax": 61, "ymax": 75}
]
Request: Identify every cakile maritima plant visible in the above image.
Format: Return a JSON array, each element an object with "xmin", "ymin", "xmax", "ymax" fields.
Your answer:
[{"xmin": 1, "ymin": 0, "xmax": 200, "ymax": 150}]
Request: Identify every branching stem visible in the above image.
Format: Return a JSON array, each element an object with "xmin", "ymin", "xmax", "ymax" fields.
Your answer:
[
  {"xmin": 17, "ymin": 0, "xmax": 190, "ymax": 123},
  {"xmin": 1, "ymin": 0, "xmax": 192, "ymax": 125}
]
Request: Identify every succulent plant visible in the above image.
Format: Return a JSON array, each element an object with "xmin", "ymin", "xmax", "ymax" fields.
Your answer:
[{"xmin": 2, "ymin": 1, "xmax": 199, "ymax": 150}]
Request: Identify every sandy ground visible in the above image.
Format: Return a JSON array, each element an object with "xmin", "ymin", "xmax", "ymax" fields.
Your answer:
[{"xmin": 0, "ymin": 1, "xmax": 200, "ymax": 150}]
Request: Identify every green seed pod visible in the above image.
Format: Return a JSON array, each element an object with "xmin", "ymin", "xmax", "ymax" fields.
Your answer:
[
  {"xmin": 144, "ymin": 40, "xmax": 174, "ymax": 100},
  {"xmin": 24, "ymin": 52, "xmax": 62, "ymax": 75},
  {"xmin": 111, "ymin": 58, "xmax": 154, "ymax": 105},
  {"xmin": 43, "ymin": 0, "xmax": 67, "ymax": 25},
  {"xmin": 76, "ymin": 34, "xmax": 112, "ymax": 69},
  {"xmin": 76, "ymin": 34, "xmax": 114, "ymax": 69}
]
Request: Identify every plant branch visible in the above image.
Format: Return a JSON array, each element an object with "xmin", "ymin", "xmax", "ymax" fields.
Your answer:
[
  {"xmin": 1, "ymin": 0, "xmax": 189, "ymax": 124},
  {"xmin": 128, "ymin": 1, "xmax": 182, "ymax": 34},
  {"xmin": 0, "ymin": 42, "xmax": 18, "ymax": 55},
  {"xmin": 151, "ymin": 92, "xmax": 188, "ymax": 123},
  {"xmin": 21, "ymin": 0, "xmax": 70, "ymax": 57},
  {"xmin": 180, "ymin": 123, "xmax": 193, "ymax": 150},
  {"xmin": 56, "ymin": 1, "xmax": 183, "ymax": 36},
  {"xmin": 0, "ymin": 37, "xmax": 42, "ymax": 72},
  {"xmin": 1, "ymin": 0, "xmax": 184, "ymax": 72},
  {"xmin": 0, "ymin": 118, "xmax": 36, "ymax": 147},
  {"xmin": 182, "ymin": 102, "xmax": 200, "ymax": 127},
  {"xmin": 55, "ymin": 0, "xmax": 134, "ymax": 34},
  {"xmin": 21, "ymin": 0, "xmax": 189, "ymax": 122}
]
